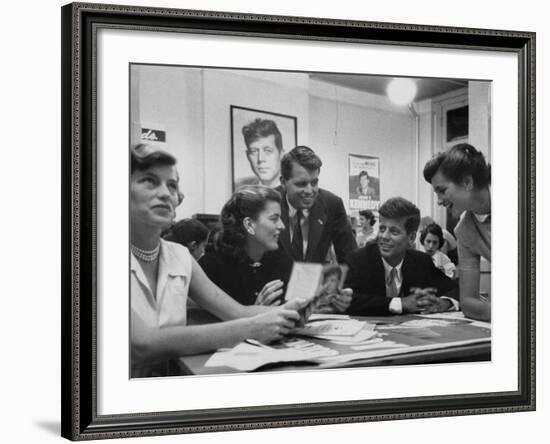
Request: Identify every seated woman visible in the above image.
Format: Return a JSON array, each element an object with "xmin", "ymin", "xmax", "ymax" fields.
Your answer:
[
  {"xmin": 130, "ymin": 144, "xmax": 306, "ymax": 377},
  {"xmin": 199, "ymin": 186, "xmax": 293, "ymax": 306},
  {"xmin": 420, "ymin": 223, "xmax": 457, "ymax": 279},
  {"xmin": 423, "ymin": 143, "xmax": 491, "ymax": 321},
  {"xmin": 200, "ymin": 186, "xmax": 353, "ymax": 313}
]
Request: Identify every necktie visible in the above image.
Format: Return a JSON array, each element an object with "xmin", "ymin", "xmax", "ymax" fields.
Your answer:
[
  {"xmin": 387, "ymin": 267, "xmax": 399, "ymax": 299},
  {"xmin": 291, "ymin": 210, "xmax": 304, "ymax": 261}
]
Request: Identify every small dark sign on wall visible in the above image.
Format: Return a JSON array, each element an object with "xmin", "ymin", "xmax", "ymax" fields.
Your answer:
[{"xmin": 141, "ymin": 127, "xmax": 166, "ymax": 142}]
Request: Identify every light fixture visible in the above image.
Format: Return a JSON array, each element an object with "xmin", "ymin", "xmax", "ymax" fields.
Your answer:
[{"xmin": 386, "ymin": 78, "xmax": 418, "ymax": 106}]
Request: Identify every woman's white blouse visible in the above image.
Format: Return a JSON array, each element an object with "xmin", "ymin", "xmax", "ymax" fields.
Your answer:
[{"xmin": 131, "ymin": 239, "xmax": 192, "ymax": 328}]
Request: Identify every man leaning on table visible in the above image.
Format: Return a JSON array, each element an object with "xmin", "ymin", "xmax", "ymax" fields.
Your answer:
[{"xmin": 345, "ymin": 197, "xmax": 459, "ymax": 316}]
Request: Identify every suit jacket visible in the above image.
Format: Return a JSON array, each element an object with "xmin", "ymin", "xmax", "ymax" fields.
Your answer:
[
  {"xmin": 276, "ymin": 187, "xmax": 357, "ymax": 264},
  {"xmin": 345, "ymin": 243, "xmax": 458, "ymax": 316}
]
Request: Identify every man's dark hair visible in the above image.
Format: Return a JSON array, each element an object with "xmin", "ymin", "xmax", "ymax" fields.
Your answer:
[
  {"xmin": 423, "ymin": 143, "xmax": 491, "ymax": 189},
  {"xmin": 280, "ymin": 145, "xmax": 323, "ymax": 180},
  {"xmin": 242, "ymin": 118, "xmax": 283, "ymax": 151},
  {"xmin": 378, "ymin": 197, "xmax": 421, "ymax": 235},
  {"xmin": 359, "ymin": 209, "xmax": 376, "ymax": 226}
]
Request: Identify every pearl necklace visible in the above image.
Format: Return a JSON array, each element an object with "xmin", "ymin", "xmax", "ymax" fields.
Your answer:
[{"xmin": 131, "ymin": 243, "xmax": 160, "ymax": 262}]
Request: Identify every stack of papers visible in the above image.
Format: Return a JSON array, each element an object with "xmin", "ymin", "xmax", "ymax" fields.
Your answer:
[
  {"xmin": 296, "ymin": 319, "xmax": 367, "ymax": 338},
  {"xmin": 205, "ymin": 339, "xmax": 337, "ymax": 372}
]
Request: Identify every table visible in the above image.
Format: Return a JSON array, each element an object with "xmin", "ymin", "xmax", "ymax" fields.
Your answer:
[{"xmin": 179, "ymin": 312, "xmax": 491, "ymax": 376}]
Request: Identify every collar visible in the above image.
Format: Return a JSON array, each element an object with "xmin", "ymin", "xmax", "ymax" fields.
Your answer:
[
  {"xmin": 381, "ymin": 257, "xmax": 404, "ymax": 277},
  {"xmin": 131, "ymin": 239, "xmax": 190, "ymax": 278},
  {"xmin": 473, "ymin": 213, "xmax": 491, "ymax": 223},
  {"xmin": 286, "ymin": 195, "xmax": 310, "ymax": 219}
]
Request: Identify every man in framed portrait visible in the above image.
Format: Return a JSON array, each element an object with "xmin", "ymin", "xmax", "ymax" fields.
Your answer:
[{"xmin": 235, "ymin": 118, "xmax": 284, "ymax": 189}]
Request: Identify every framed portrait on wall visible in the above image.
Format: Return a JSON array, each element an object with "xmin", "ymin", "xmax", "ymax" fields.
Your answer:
[{"xmin": 231, "ymin": 105, "xmax": 297, "ymax": 190}]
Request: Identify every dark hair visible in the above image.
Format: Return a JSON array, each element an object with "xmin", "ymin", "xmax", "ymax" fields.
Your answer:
[
  {"xmin": 164, "ymin": 218, "xmax": 209, "ymax": 246},
  {"xmin": 217, "ymin": 185, "xmax": 282, "ymax": 260},
  {"xmin": 358, "ymin": 170, "xmax": 369, "ymax": 180},
  {"xmin": 130, "ymin": 143, "xmax": 184, "ymax": 204},
  {"xmin": 280, "ymin": 146, "xmax": 323, "ymax": 180},
  {"xmin": 378, "ymin": 197, "xmax": 420, "ymax": 234},
  {"xmin": 423, "ymin": 143, "xmax": 491, "ymax": 189},
  {"xmin": 420, "ymin": 222, "xmax": 444, "ymax": 247},
  {"xmin": 359, "ymin": 209, "xmax": 376, "ymax": 226},
  {"xmin": 323, "ymin": 264, "xmax": 342, "ymax": 281},
  {"xmin": 242, "ymin": 119, "xmax": 283, "ymax": 151}
]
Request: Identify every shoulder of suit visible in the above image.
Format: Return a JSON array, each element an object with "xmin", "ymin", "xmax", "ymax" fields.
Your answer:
[
  {"xmin": 235, "ymin": 176, "xmax": 260, "ymax": 188},
  {"xmin": 347, "ymin": 242, "xmax": 377, "ymax": 262},
  {"xmin": 406, "ymin": 248, "xmax": 433, "ymax": 264},
  {"xmin": 317, "ymin": 188, "xmax": 345, "ymax": 207}
]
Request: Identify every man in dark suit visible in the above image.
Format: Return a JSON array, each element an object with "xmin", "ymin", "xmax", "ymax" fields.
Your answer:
[
  {"xmin": 346, "ymin": 197, "xmax": 458, "ymax": 316},
  {"xmin": 276, "ymin": 146, "xmax": 357, "ymax": 264}
]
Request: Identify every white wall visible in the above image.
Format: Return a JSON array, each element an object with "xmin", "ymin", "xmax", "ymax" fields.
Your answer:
[
  {"xmin": 3, "ymin": 1, "xmax": 547, "ymax": 444},
  {"xmin": 133, "ymin": 65, "xmax": 417, "ymax": 217},
  {"xmin": 309, "ymin": 94, "xmax": 414, "ymax": 206}
]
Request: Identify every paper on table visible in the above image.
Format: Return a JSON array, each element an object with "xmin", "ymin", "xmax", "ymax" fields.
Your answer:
[
  {"xmin": 317, "ymin": 337, "xmax": 490, "ymax": 367},
  {"xmin": 308, "ymin": 313, "xmax": 351, "ymax": 321},
  {"xmin": 416, "ymin": 312, "xmax": 492, "ymax": 329},
  {"xmin": 351, "ymin": 340, "xmax": 408, "ymax": 351},
  {"xmin": 315, "ymin": 328, "xmax": 379, "ymax": 344},
  {"xmin": 205, "ymin": 340, "xmax": 337, "ymax": 372},
  {"xmin": 296, "ymin": 319, "xmax": 366, "ymax": 337}
]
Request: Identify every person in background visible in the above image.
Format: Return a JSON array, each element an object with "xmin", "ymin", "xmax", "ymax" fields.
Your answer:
[
  {"xmin": 236, "ymin": 118, "xmax": 284, "ymax": 189},
  {"xmin": 356, "ymin": 209, "xmax": 377, "ymax": 247},
  {"xmin": 129, "ymin": 144, "xmax": 306, "ymax": 378},
  {"xmin": 345, "ymin": 197, "xmax": 458, "ymax": 316},
  {"xmin": 276, "ymin": 146, "xmax": 357, "ymax": 264},
  {"xmin": 416, "ymin": 216, "xmax": 458, "ymax": 264},
  {"xmin": 420, "ymin": 223, "xmax": 457, "ymax": 279},
  {"xmin": 164, "ymin": 218, "xmax": 209, "ymax": 261},
  {"xmin": 199, "ymin": 186, "xmax": 292, "ymax": 306},
  {"xmin": 423, "ymin": 143, "xmax": 491, "ymax": 321}
]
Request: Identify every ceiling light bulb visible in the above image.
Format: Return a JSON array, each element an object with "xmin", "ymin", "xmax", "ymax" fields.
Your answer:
[{"xmin": 387, "ymin": 78, "xmax": 417, "ymax": 105}]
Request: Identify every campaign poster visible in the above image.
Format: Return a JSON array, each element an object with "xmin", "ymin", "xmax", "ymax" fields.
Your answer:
[{"xmin": 349, "ymin": 154, "xmax": 380, "ymax": 210}]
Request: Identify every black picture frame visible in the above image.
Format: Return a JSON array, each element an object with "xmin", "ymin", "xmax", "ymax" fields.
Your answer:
[
  {"xmin": 230, "ymin": 105, "xmax": 297, "ymax": 191},
  {"xmin": 61, "ymin": 2, "xmax": 535, "ymax": 440}
]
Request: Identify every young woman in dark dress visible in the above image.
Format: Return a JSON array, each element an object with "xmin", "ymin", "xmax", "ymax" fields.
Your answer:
[{"xmin": 200, "ymin": 186, "xmax": 293, "ymax": 306}]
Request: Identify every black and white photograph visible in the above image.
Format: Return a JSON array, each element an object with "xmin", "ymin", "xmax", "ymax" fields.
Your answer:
[
  {"xmin": 129, "ymin": 64, "xmax": 492, "ymax": 378},
  {"xmin": 57, "ymin": 2, "xmax": 538, "ymax": 441}
]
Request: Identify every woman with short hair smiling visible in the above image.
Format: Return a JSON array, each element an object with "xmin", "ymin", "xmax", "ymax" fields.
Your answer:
[{"xmin": 424, "ymin": 143, "xmax": 491, "ymax": 321}]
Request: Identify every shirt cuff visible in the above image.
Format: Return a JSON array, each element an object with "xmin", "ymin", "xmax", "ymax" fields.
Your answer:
[
  {"xmin": 389, "ymin": 297, "xmax": 403, "ymax": 314},
  {"xmin": 440, "ymin": 296, "xmax": 460, "ymax": 312}
]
